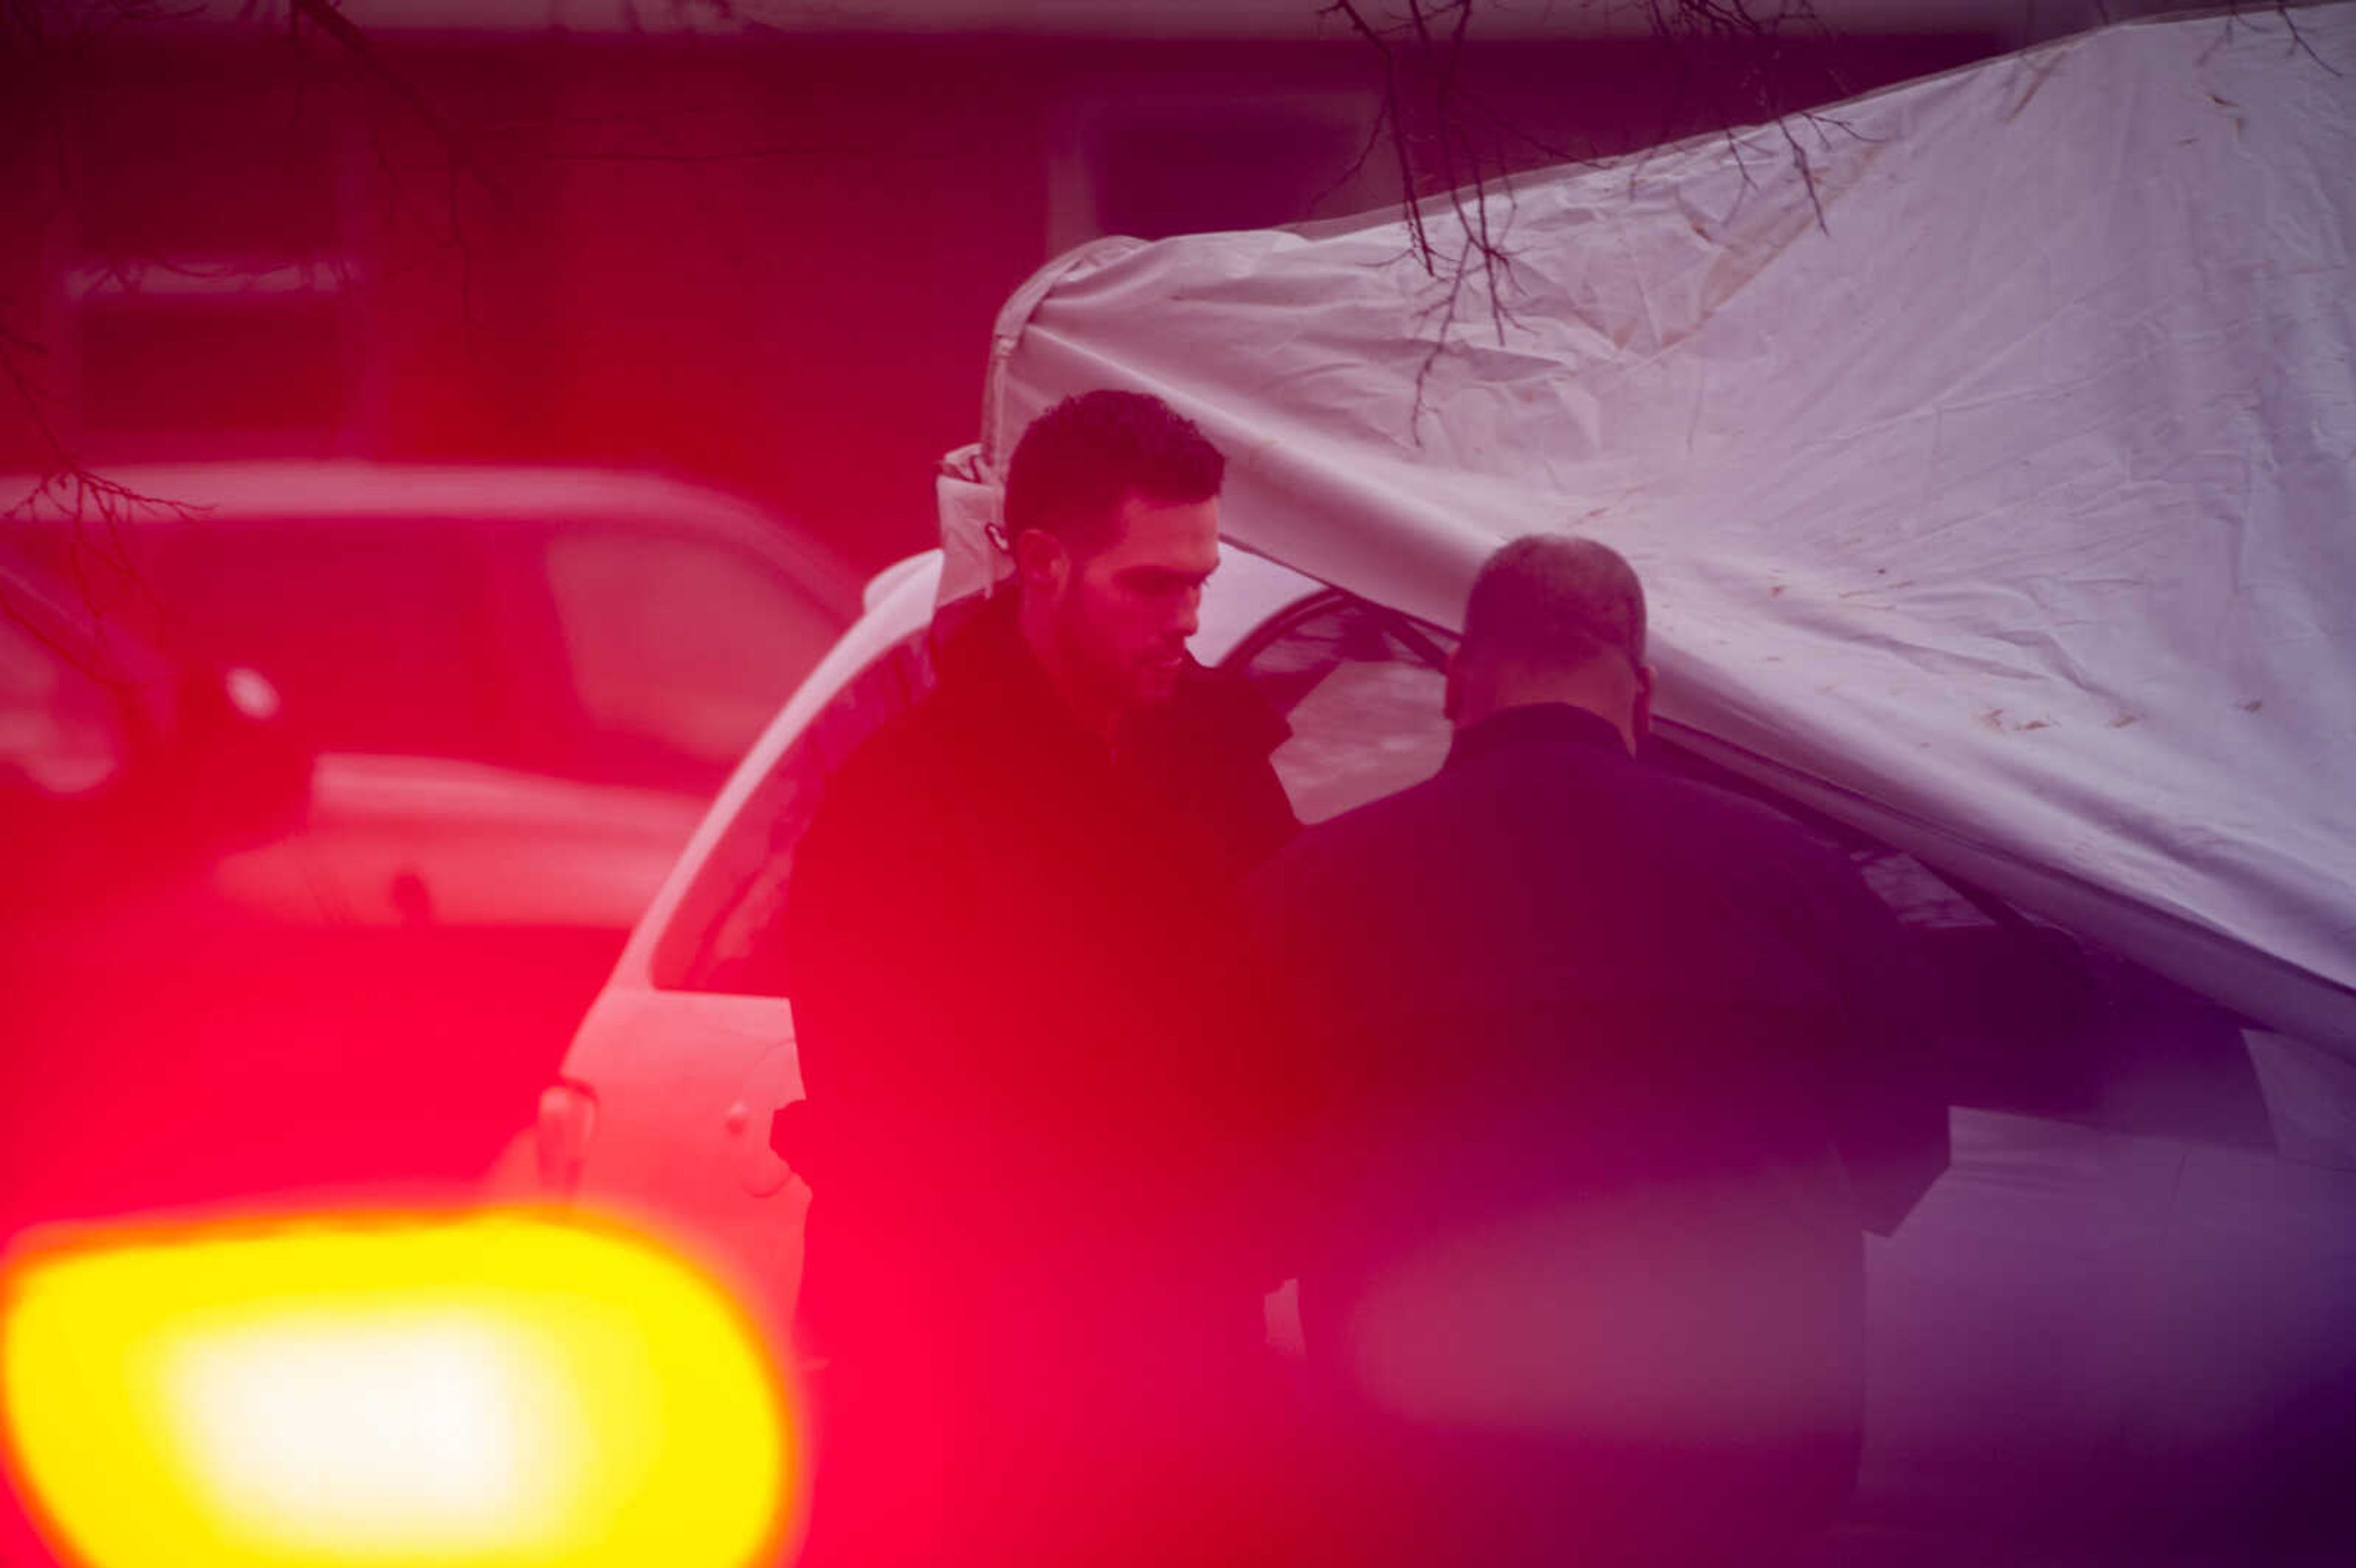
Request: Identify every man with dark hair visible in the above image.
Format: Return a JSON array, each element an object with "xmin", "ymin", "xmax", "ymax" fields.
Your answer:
[
  {"xmin": 1244, "ymin": 534, "xmax": 1947, "ymax": 1567},
  {"xmin": 1001, "ymin": 383, "xmax": 1230, "ymax": 549},
  {"xmin": 776, "ymin": 389, "xmax": 1299, "ymax": 1567}
]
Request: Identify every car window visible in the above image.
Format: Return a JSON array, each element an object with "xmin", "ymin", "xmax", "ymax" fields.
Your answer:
[
  {"xmin": 1650, "ymin": 739, "xmax": 2272, "ymax": 1150},
  {"xmin": 651, "ymin": 628, "xmax": 937, "ymax": 996},
  {"xmin": 0, "ymin": 613, "xmax": 126, "ymax": 798},
  {"xmin": 1233, "ymin": 594, "xmax": 1455, "ymax": 824},
  {"xmin": 148, "ymin": 523, "xmax": 506, "ymax": 764},
  {"xmin": 545, "ymin": 532, "xmax": 841, "ymax": 793}
]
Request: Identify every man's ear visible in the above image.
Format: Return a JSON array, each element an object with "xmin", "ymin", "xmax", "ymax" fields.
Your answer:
[
  {"xmin": 1011, "ymin": 529, "xmax": 1068, "ymax": 595},
  {"xmin": 1631, "ymin": 661, "xmax": 1656, "ymax": 747}
]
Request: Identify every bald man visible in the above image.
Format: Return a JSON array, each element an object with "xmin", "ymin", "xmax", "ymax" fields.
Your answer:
[{"xmin": 1245, "ymin": 536, "xmax": 1946, "ymax": 1567}]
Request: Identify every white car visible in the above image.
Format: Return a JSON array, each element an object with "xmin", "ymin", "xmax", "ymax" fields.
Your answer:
[{"xmin": 504, "ymin": 542, "xmax": 2356, "ymax": 1555}]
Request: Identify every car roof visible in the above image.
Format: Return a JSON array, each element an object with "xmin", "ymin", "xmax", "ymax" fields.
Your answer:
[
  {"xmin": 3, "ymin": 461, "xmax": 864, "ymax": 618},
  {"xmin": 10, "ymin": 461, "xmax": 768, "ymax": 526}
]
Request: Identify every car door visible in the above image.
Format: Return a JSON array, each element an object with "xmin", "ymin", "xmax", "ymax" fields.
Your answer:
[{"xmin": 518, "ymin": 604, "xmax": 940, "ymax": 1340}]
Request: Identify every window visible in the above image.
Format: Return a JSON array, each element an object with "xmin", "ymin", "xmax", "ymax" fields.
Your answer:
[
  {"xmin": 0, "ymin": 613, "xmax": 125, "ymax": 800},
  {"xmin": 147, "ymin": 524, "xmax": 504, "ymax": 765},
  {"xmin": 1049, "ymin": 88, "xmax": 1385, "ymax": 254},
  {"xmin": 61, "ymin": 66, "xmax": 363, "ymax": 453},
  {"xmin": 651, "ymin": 630, "xmax": 936, "ymax": 996},
  {"xmin": 1233, "ymin": 594, "xmax": 1455, "ymax": 825},
  {"xmin": 77, "ymin": 289, "xmax": 348, "ymax": 441},
  {"xmin": 545, "ymin": 531, "xmax": 841, "ymax": 793},
  {"xmin": 1087, "ymin": 101, "xmax": 1371, "ymax": 240}
]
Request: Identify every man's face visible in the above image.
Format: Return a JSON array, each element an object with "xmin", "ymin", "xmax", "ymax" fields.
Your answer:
[{"xmin": 1046, "ymin": 493, "xmax": 1221, "ymax": 713}]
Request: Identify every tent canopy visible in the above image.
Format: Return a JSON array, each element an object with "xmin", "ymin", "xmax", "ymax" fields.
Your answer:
[{"xmin": 944, "ymin": 4, "xmax": 2356, "ymax": 1051}]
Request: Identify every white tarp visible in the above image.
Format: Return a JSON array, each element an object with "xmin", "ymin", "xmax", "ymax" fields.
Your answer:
[{"xmin": 948, "ymin": 5, "xmax": 2356, "ymax": 1045}]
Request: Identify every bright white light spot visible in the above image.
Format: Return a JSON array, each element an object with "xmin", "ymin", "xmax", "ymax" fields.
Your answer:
[
  {"xmin": 163, "ymin": 1310, "xmax": 548, "ymax": 1555},
  {"xmin": 225, "ymin": 666, "xmax": 282, "ymax": 720}
]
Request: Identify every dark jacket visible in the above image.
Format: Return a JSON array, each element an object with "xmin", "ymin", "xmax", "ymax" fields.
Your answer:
[
  {"xmin": 1240, "ymin": 702, "xmax": 1947, "ymax": 1540},
  {"xmin": 776, "ymin": 590, "xmax": 1298, "ymax": 1377}
]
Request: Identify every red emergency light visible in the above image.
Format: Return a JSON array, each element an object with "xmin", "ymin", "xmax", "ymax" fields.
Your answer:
[{"xmin": 2, "ymin": 1207, "xmax": 798, "ymax": 1568}]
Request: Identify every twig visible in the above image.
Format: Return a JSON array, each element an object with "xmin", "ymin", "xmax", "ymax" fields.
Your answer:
[
  {"xmin": 2273, "ymin": 0, "xmax": 2341, "ymax": 75},
  {"xmin": 288, "ymin": 0, "xmax": 511, "ymax": 210},
  {"xmin": 1323, "ymin": 0, "xmax": 1436, "ymax": 272}
]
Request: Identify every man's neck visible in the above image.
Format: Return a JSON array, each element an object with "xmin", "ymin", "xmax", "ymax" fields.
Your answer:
[
  {"xmin": 1015, "ymin": 594, "xmax": 1122, "ymax": 744},
  {"xmin": 1456, "ymin": 676, "xmax": 1634, "ymax": 756}
]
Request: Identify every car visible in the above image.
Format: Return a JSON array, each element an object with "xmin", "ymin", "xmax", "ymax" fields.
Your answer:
[
  {"xmin": 1, "ymin": 542, "xmax": 308, "ymax": 908},
  {"xmin": 496, "ymin": 537, "xmax": 2356, "ymax": 1560},
  {"xmin": 1, "ymin": 462, "xmax": 861, "ymax": 1226},
  {"xmin": 3, "ymin": 540, "xmax": 313, "ymax": 1231},
  {"xmin": 5, "ymin": 461, "xmax": 861, "ymax": 931}
]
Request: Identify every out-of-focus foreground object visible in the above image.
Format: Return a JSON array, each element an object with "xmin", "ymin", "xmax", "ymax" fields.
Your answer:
[
  {"xmin": 0, "ymin": 461, "xmax": 859, "ymax": 1237},
  {"xmin": 1, "ymin": 1207, "xmax": 796, "ymax": 1568}
]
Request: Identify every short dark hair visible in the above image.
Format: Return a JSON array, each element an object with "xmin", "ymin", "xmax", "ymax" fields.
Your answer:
[
  {"xmin": 1461, "ymin": 535, "xmax": 1647, "ymax": 671},
  {"xmin": 1002, "ymin": 390, "xmax": 1225, "ymax": 553}
]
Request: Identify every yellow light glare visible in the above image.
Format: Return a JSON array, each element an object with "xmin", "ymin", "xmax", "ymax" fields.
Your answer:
[
  {"xmin": 161, "ymin": 1309, "xmax": 563, "ymax": 1555},
  {"xmin": 2, "ymin": 1209, "xmax": 796, "ymax": 1568}
]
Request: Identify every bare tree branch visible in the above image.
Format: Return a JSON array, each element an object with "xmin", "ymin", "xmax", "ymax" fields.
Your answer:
[
  {"xmin": 1322, "ymin": 0, "xmax": 1526, "ymax": 373},
  {"xmin": 2270, "ymin": 0, "xmax": 2342, "ymax": 74},
  {"xmin": 287, "ymin": 0, "xmax": 510, "ymax": 210},
  {"xmin": 1322, "ymin": 1, "xmax": 1438, "ymax": 278},
  {"xmin": 0, "ymin": 7, "xmax": 207, "ymax": 556},
  {"xmin": 1321, "ymin": 0, "xmax": 1907, "ymax": 438},
  {"xmin": 0, "ymin": 1, "xmax": 461, "ymax": 623}
]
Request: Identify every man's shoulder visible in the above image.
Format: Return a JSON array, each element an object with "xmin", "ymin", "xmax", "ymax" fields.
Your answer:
[
  {"xmin": 1684, "ymin": 763, "xmax": 1888, "ymax": 875},
  {"xmin": 1253, "ymin": 739, "xmax": 1836, "ymax": 891},
  {"xmin": 1636, "ymin": 766, "xmax": 1908, "ymax": 955},
  {"xmin": 1245, "ymin": 764, "xmax": 1447, "ymax": 902},
  {"xmin": 803, "ymin": 688, "xmax": 967, "ymax": 845},
  {"xmin": 1647, "ymin": 764, "xmax": 1828, "ymax": 851}
]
